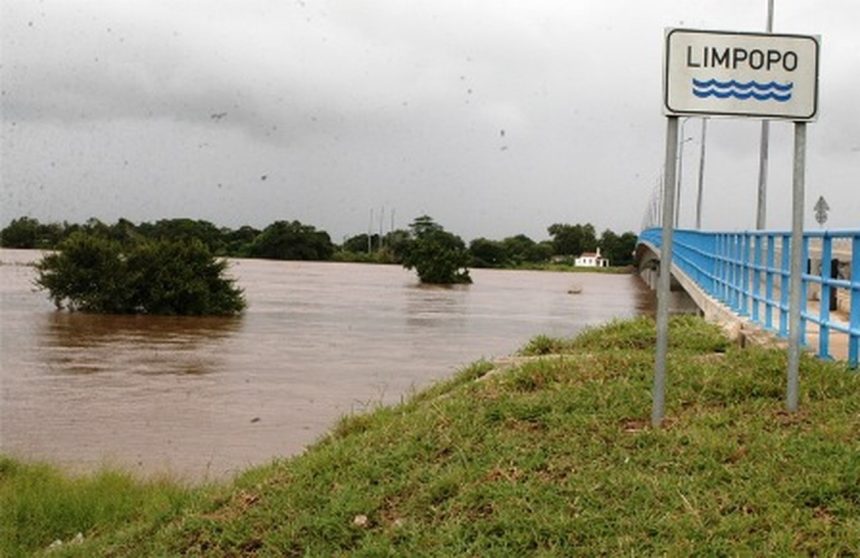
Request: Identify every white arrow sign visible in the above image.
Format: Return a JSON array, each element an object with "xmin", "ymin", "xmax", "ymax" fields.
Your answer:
[{"xmin": 814, "ymin": 195, "xmax": 829, "ymax": 225}]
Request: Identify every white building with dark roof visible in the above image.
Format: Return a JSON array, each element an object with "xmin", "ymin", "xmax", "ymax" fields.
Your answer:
[{"xmin": 574, "ymin": 247, "xmax": 609, "ymax": 268}]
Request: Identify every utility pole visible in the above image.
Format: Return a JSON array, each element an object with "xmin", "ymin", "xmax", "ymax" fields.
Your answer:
[
  {"xmin": 379, "ymin": 206, "xmax": 385, "ymax": 249},
  {"xmin": 756, "ymin": 0, "xmax": 775, "ymax": 229},
  {"xmin": 695, "ymin": 118, "xmax": 708, "ymax": 229},
  {"xmin": 675, "ymin": 117, "xmax": 693, "ymax": 228},
  {"xmin": 368, "ymin": 208, "xmax": 373, "ymax": 254}
]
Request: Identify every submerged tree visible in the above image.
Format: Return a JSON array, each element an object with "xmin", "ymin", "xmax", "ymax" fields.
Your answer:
[
  {"xmin": 36, "ymin": 232, "xmax": 245, "ymax": 316},
  {"xmin": 401, "ymin": 216, "xmax": 471, "ymax": 284},
  {"xmin": 36, "ymin": 233, "xmax": 130, "ymax": 313}
]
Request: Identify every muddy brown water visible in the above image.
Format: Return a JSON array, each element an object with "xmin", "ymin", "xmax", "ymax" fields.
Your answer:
[{"xmin": 1, "ymin": 248, "xmax": 673, "ymax": 481}]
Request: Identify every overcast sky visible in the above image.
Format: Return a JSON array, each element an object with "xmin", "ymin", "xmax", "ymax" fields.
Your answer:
[{"xmin": 1, "ymin": 0, "xmax": 858, "ymax": 242}]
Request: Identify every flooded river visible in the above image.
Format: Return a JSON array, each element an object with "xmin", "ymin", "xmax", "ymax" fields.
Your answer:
[{"xmin": 1, "ymin": 248, "xmax": 662, "ymax": 480}]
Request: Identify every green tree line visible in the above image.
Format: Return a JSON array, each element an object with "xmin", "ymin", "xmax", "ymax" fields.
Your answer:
[{"xmin": 1, "ymin": 216, "xmax": 638, "ymax": 267}]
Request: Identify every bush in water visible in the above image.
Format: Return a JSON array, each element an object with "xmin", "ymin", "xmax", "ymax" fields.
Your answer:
[
  {"xmin": 401, "ymin": 215, "xmax": 472, "ymax": 285},
  {"xmin": 36, "ymin": 232, "xmax": 245, "ymax": 316}
]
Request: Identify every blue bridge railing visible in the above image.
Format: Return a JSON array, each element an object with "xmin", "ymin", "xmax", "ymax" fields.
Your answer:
[{"xmin": 639, "ymin": 228, "xmax": 860, "ymax": 368}]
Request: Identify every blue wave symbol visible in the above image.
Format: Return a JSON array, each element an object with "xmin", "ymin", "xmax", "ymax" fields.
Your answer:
[
  {"xmin": 692, "ymin": 89, "xmax": 792, "ymax": 102},
  {"xmin": 691, "ymin": 77, "xmax": 793, "ymax": 102},
  {"xmin": 692, "ymin": 78, "xmax": 793, "ymax": 92}
]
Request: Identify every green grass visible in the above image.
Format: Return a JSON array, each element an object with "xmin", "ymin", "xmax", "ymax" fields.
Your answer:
[
  {"xmin": 520, "ymin": 315, "xmax": 731, "ymax": 355},
  {"xmin": 0, "ymin": 458, "xmax": 205, "ymax": 557},
  {"xmin": 3, "ymin": 316, "xmax": 858, "ymax": 556}
]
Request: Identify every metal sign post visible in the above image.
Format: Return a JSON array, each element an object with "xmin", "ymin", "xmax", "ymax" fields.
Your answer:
[
  {"xmin": 652, "ymin": 116, "xmax": 679, "ymax": 427},
  {"xmin": 786, "ymin": 122, "xmax": 806, "ymax": 412},
  {"xmin": 658, "ymin": 28, "xmax": 820, "ymax": 423}
]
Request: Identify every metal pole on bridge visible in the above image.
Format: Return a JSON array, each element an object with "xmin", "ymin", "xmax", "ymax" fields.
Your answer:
[
  {"xmin": 786, "ymin": 122, "xmax": 806, "ymax": 412},
  {"xmin": 695, "ymin": 118, "xmax": 708, "ymax": 230},
  {"xmin": 756, "ymin": 0, "xmax": 775, "ymax": 230},
  {"xmin": 652, "ymin": 115, "xmax": 679, "ymax": 427}
]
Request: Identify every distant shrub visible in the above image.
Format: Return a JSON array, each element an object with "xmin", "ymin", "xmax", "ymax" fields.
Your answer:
[
  {"xmin": 36, "ymin": 232, "xmax": 245, "ymax": 316},
  {"xmin": 401, "ymin": 216, "xmax": 472, "ymax": 284}
]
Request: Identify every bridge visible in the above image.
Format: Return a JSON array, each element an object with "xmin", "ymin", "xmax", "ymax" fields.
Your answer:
[{"xmin": 636, "ymin": 228, "xmax": 859, "ymax": 368}]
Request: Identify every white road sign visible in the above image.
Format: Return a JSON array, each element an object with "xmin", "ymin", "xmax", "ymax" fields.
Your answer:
[{"xmin": 664, "ymin": 29, "xmax": 819, "ymax": 120}]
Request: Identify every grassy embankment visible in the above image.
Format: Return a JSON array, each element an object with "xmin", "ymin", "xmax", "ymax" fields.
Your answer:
[{"xmin": 2, "ymin": 316, "xmax": 858, "ymax": 556}]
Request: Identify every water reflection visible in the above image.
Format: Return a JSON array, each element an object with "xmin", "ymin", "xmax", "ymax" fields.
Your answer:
[
  {"xmin": 40, "ymin": 311, "xmax": 242, "ymax": 346},
  {"xmin": 404, "ymin": 283, "xmax": 470, "ymax": 328},
  {"xmin": 37, "ymin": 312, "xmax": 241, "ymax": 376}
]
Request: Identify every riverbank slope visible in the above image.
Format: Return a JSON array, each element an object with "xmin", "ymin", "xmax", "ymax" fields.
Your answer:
[{"xmin": 2, "ymin": 316, "xmax": 858, "ymax": 556}]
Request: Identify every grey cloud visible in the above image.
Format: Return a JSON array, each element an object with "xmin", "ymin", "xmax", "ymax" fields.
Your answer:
[{"xmin": 1, "ymin": 0, "xmax": 858, "ymax": 239}]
